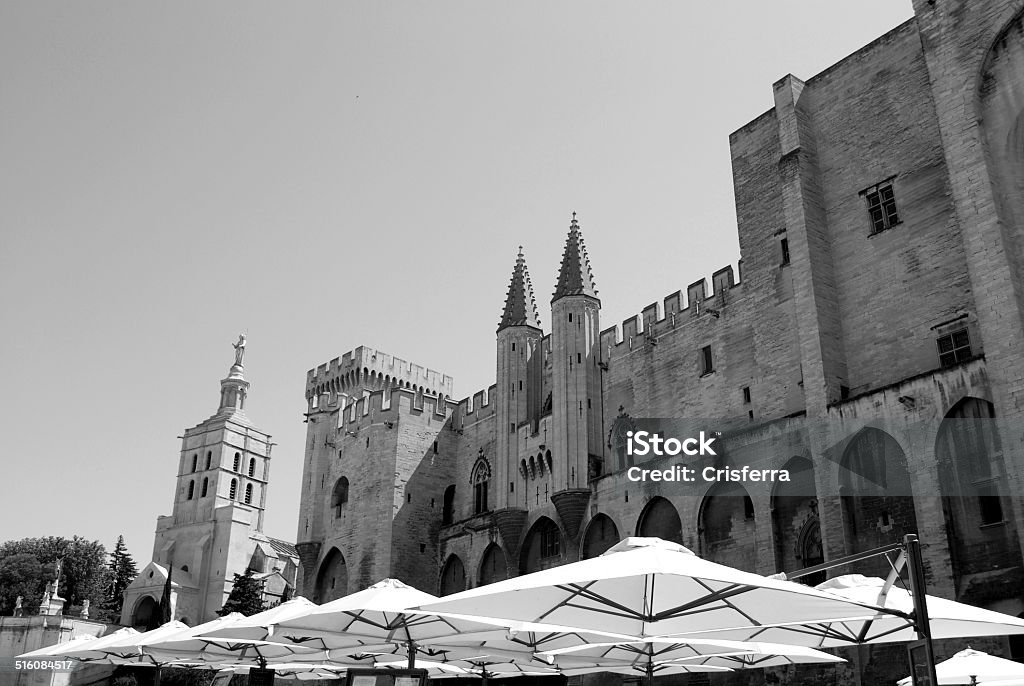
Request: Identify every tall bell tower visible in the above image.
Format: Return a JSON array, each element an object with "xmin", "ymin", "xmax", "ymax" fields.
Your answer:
[
  {"xmin": 122, "ymin": 336, "xmax": 276, "ymax": 626},
  {"xmin": 549, "ymin": 215, "xmax": 604, "ymax": 541}
]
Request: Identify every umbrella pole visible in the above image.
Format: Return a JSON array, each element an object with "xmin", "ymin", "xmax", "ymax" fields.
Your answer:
[
  {"xmin": 905, "ymin": 534, "xmax": 939, "ymax": 686},
  {"xmin": 407, "ymin": 641, "xmax": 415, "ymax": 669}
]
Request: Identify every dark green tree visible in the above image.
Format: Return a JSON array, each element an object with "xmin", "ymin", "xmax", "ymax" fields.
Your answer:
[
  {"xmin": 158, "ymin": 566, "xmax": 173, "ymax": 627},
  {"xmin": 0, "ymin": 553, "xmax": 44, "ymax": 615},
  {"xmin": 217, "ymin": 569, "xmax": 264, "ymax": 616},
  {"xmin": 100, "ymin": 535, "xmax": 138, "ymax": 622},
  {"xmin": 0, "ymin": 537, "xmax": 108, "ymax": 616}
]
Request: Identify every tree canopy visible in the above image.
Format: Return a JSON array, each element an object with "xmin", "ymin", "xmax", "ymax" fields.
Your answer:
[
  {"xmin": 217, "ymin": 568, "xmax": 264, "ymax": 616},
  {"xmin": 0, "ymin": 536, "xmax": 108, "ymax": 616}
]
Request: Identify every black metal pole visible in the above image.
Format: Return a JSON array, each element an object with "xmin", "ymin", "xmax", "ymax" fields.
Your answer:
[
  {"xmin": 905, "ymin": 534, "xmax": 938, "ymax": 686},
  {"xmin": 783, "ymin": 542, "xmax": 904, "ymax": 581}
]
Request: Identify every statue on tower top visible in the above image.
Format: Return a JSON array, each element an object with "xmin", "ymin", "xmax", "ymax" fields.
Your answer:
[{"xmin": 233, "ymin": 334, "xmax": 246, "ymax": 367}]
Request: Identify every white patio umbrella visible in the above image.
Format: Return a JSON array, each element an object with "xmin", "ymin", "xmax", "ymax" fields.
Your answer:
[
  {"xmin": 417, "ymin": 538, "xmax": 898, "ymax": 639},
  {"xmin": 541, "ymin": 637, "xmax": 844, "ymax": 669},
  {"xmin": 197, "ymin": 597, "xmax": 321, "ymax": 642},
  {"xmin": 662, "ymin": 575, "xmax": 1024, "ymax": 648},
  {"xmin": 26, "ymin": 623, "xmax": 189, "ymax": 663},
  {"xmin": 215, "ymin": 662, "xmax": 349, "ymax": 680},
  {"xmin": 17, "ymin": 633, "xmax": 105, "ymax": 659},
  {"xmin": 18, "ymin": 627, "xmax": 140, "ymax": 660},
  {"xmin": 558, "ymin": 662, "xmax": 733, "ymax": 679},
  {"xmin": 896, "ymin": 648, "xmax": 1024, "ymax": 686},
  {"xmin": 376, "ymin": 656, "xmax": 563, "ymax": 681},
  {"xmin": 237, "ymin": 579, "xmax": 516, "ymax": 667},
  {"xmin": 146, "ymin": 612, "xmax": 369, "ymax": 669},
  {"xmin": 369, "ymin": 618, "xmax": 637, "ymax": 665}
]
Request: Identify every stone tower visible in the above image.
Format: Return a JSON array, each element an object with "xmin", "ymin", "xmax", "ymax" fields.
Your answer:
[
  {"xmin": 122, "ymin": 337, "xmax": 281, "ymax": 626},
  {"xmin": 495, "ymin": 248, "xmax": 544, "ymax": 511},
  {"xmin": 549, "ymin": 215, "xmax": 603, "ymax": 540}
]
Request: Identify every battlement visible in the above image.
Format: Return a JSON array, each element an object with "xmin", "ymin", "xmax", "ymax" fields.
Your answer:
[
  {"xmin": 600, "ymin": 262, "xmax": 742, "ymax": 354},
  {"xmin": 452, "ymin": 384, "xmax": 498, "ymax": 427},
  {"xmin": 306, "ymin": 345, "xmax": 454, "ymax": 399},
  {"xmin": 314, "ymin": 385, "xmax": 458, "ymax": 432}
]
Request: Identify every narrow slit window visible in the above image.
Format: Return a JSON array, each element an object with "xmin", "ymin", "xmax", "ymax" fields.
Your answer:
[{"xmin": 701, "ymin": 346, "xmax": 714, "ymax": 375}]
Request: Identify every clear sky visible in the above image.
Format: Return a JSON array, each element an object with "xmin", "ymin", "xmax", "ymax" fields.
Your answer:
[{"xmin": 0, "ymin": 1, "xmax": 914, "ymax": 562}]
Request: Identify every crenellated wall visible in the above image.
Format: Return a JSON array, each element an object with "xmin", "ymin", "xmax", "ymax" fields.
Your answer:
[{"xmin": 306, "ymin": 346, "xmax": 455, "ymax": 402}]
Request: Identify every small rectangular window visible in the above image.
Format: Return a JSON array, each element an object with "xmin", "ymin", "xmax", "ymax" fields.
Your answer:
[
  {"xmin": 742, "ymin": 386, "xmax": 751, "ymax": 403},
  {"xmin": 511, "ymin": 342, "xmax": 515, "ymax": 351},
  {"xmin": 937, "ymin": 329, "xmax": 972, "ymax": 368},
  {"xmin": 863, "ymin": 180, "xmax": 900, "ymax": 234},
  {"xmin": 780, "ymin": 238, "xmax": 790, "ymax": 266},
  {"xmin": 701, "ymin": 345, "xmax": 714, "ymax": 375},
  {"xmin": 978, "ymin": 482, "xmax": 1004, "ymax": 525},
  {"xmin": 540, "ymin": 528, "xmax": 560, "ymax": 559},
  {"xmin": 510, "ymin": 422, "xmax": 515, "ymax": 433}
]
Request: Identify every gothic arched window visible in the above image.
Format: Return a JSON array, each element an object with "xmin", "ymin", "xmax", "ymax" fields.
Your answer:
[
  {"xmin": 229, "ymin": 479, "xmax": 238, "ymax": 500},
  {"xmin": 205, "ymin": 451, "xmax": 212, "ymax": 470},
  {"xmin": 191, "ymin": 454, "xmax": 198, "ymax": 473},
  {"xmin": 233, "ymin": 453, "xmax": 241, "ymax": 472},
  {"xmin": 248, "ymin": 458, "xmax": 256, "ymax": 477},
  {"xmin": 244, "ymin": 483, "xmax": 253, "ymax": 505},
  {"xmin": 472, "ymin": 458, "xmax": 491, "ymax": 515},
  {"xmin": 201, "ymin": 477, "xmax": 208, "ymax": 498},
  {"xmin": 187, "ymin": 480, "xmax": 195, "ymax": 500}
]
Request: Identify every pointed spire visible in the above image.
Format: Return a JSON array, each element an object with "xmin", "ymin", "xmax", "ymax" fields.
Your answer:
[
  {"xmin": 497, "ymin": 246, "xmax": 542, "ymax": 332},
  {"xmin": 552, "ymin": 212, "xmax": 599, "ymax": 302}
]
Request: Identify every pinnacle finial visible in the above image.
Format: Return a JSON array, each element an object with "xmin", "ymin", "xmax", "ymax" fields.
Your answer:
[
  {"xmin": 552, "ymin": 213, "xmax": 599, "ymax": 302},
  {"xmin": 498, "ymin": 247, "xmax": 542, "ymax": 332}
]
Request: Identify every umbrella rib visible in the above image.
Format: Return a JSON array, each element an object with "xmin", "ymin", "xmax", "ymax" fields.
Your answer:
[
  {"xmin": 540, "ymin": 582, "xmax": 647, "ymax": 621},
  {"xmin": 540, "ymin": 583, "xmax": 650, "ymax": 624},
  {"xmin": 653, "ymin": 580, "xmax": 757, "ymax": 622}
]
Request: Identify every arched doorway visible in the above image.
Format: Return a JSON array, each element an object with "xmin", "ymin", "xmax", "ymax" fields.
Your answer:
[
  {"xmin": 478, "ymin": 544, "xmax": 508, "ymax": 586},
  {"xmin": 771, "ymin": 457, "xmax": 823, "ymax": 584},
  {"xmin": 439, "ymin": 555, "xmax": 467, "ymax": 595},
  {"xmin": 636, "ymin": 496, "xmax": 682, "ymax": 544},
  {"xmin": 131, "ymin": 595, "xmax": 160, "ymax": 631},
  {"xmin": 520, "ymin": 518, "xmax": 563, "ymax": 573},
  {"xmin": 314, "ymin": 548, "xmax": 348, "ymax": 603},
  {"xmin": 839, "ymin": 428, "xmax": 918, "ymax": 577},
  {"xmin": 581, "ymin": 514, "xmax": 619, "ymax": 559},
  {"xmin": 937, "ymin": 397, "xmax": 1021, "ymax": 594},
  {"xmin": 698, "ymin": 482, "xmax": 756, "ymax": 569}
]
